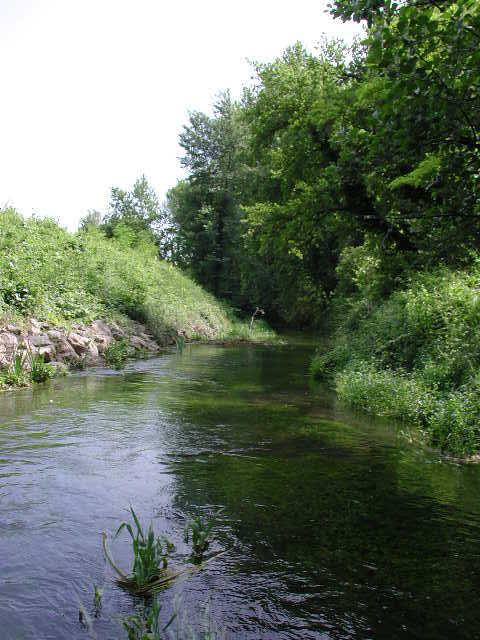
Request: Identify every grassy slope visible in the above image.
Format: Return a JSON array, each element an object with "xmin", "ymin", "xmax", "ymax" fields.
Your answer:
[
  {"xmin": 0, "ymin": 208, "xmax": 274, "ymax": 343},
  {"xmin": 312, "ymin": 265, "xmax": 480, "ymax": 457}
]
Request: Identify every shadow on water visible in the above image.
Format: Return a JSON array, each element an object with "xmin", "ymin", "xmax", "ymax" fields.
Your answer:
[{"xmin": 1, "ymin": 338, "xmax": 480, "ymax": 638}]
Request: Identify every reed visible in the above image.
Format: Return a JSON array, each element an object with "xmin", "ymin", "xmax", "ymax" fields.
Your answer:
[{"xmin": 114, "ymin": 508, "xmax": 174, "ymax": 591}]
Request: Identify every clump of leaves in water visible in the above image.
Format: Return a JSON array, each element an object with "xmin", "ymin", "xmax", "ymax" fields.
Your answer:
[
  {"xmin": 115, "ymin": 508, "xmax": 175, "ymax": 590},
  {"xmin": 104, "ymin": 338, "xmax": 130, "ymax": 369},
  {"xmin": 184, "ymin": 512, "xmax": 219, "ymax": 562},
  {"xmin": 123, "ymin": 598, "xmax": 172, "ymax": 640},
  {"xmin": 123, "ymin": 596, "xmax": 224, "ymax": 640},
  {"xmin": 0, "ymin": 350, "xmax": 29, "ymax": 386},
  {"xmin": 29, "ymin": 353, "xmax": 55, "ymax": 383}
]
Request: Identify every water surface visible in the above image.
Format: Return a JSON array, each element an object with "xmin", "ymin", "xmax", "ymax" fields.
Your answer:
[{"xmin": 1, "ymin": 340, "xmax": 480, "ymax": 639}]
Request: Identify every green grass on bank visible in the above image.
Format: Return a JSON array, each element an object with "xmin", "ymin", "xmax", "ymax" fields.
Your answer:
[
  {"xmin": 0, "ymin": 208, "xmax": 274, "ymax": 343},
  {"xmin": 311, "ymin": 261, "xmax": 480, "ymax": 457}
]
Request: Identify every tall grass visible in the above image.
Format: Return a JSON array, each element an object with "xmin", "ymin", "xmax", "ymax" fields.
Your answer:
[
  {"xmin": 0, "ymin": 208, "xmax": 275, "ymax": 344},
  {"xmin": 312, "ymin": 251, "xmax": 480, "ymax": 456},
  {"xmin": 115, "ymin": 508, "xmax": 174, "ymax": 589}
]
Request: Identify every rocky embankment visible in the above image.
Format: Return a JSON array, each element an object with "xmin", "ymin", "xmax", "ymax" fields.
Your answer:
[{"xmin": 0, "ymin": 318, "xmax": 162, "ymax": 370}]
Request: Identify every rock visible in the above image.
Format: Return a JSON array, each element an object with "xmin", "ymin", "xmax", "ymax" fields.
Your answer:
[
  {"xmin": 129, "ymin": 335, "xmax": 149, "ymax": 351},
  {"xmin": 47, "ymin": 330, "xmax": 78, "ymax": 360},
  {"xmin": 29, "ymin": 319, "xmax": 42, "ymax": 335},
  {"xmin": 0, "ymin": 333, "xmax": 18, "ymax": 366},
  {"xmin": 29, "ymin": 333, "xmax": 53, "ymax": 347},
  {"xmin": 36, "ymin": 345, "xmax": 56, "ymax": 362},
  {"xmin": 67, "ymin": 332, "xmax": 91, "ymax": 355},
  {"xmin": 84, "ymin": 342, "xmax": 100, "ymax": 366},
  {"xmin": 92, "ymin": 334, "xmax": 113, "ymax": 354},
  {"xmin": 5, "ymin": 324, "xmax": 21, "ymax": 335},
  {"xmin": 90, "ymin": 320, "xmax": 112, "ymax": 337},
  {"xmin": 110, "ymin": 322, "xmax": 128, "ymax": 339}
]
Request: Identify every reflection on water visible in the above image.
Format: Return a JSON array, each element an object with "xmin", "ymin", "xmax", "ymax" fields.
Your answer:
[{"xmin": 1, "ymin": 341, "xmax": 480, "ymax": 639}]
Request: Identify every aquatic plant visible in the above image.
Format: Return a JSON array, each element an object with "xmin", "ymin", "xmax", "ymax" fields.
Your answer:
[
  {"xmin": 29, "ymin": 353, "xmax": 55, "ymax": 383},
  {"xmin": 114, "ymin": 508, "xmax": 175, "ymax": 590},
  {"xmin": 122, "ymin": 596, "xmax": 225, "ymax": 640},
  {"xmin": 175, "ymin": 335, "xmax": 185, "ymax": 353},
  {"xmin": 184, "ymin": 512, "xmax": 219, "ymax": 562},
  {"xmin": 93, "ymin": 584, "xmax": 103, "ymax": 617},
  {"xmin": 122, "ymin": 598, "xmax": 175, "ymax": 640},
  {"xmin": 104, "ymin": 338, "xmax": 130, "ymax": 369},
  {"xmin": 0, "ymin": 350, "xmax": 29, "ymax": 386}
]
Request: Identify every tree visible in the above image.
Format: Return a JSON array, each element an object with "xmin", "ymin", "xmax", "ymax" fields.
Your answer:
[
  {"xmin": 102, "ymin": 175, "xmax": 166, "ymax": 250},
  {"xmin": 168, "ymin": 91, "xmax": 250, "ymax": 303}
]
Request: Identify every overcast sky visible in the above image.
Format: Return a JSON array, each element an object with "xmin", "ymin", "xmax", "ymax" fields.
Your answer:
[{"xmin": 0, "ymin": 0, "xmax": 361, "ymax": 229}]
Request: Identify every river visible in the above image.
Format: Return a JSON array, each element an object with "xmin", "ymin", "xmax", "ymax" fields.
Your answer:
[{"xmin": 1, "ymin": 338, "xmax": 480, "ymax": 639}]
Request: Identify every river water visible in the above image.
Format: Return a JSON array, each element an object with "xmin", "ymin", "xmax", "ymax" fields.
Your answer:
[{"xmin": 1, "ymin": 339, "xmax": 480, "ymax": 639}]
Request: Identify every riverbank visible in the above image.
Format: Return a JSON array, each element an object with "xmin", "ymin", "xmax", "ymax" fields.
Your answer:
[
  {"xmin": 0, "ymin": 208, "xmax": 275, "ymax": 389},
  {"xmin": 311, "ymin": 263, "xmax": 480, "ymax": 458}
]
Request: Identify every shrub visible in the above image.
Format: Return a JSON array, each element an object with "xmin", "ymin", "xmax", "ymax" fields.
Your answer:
[
  {"xmin": 29, "ymin": 354, "xmax": 55, "ymax": 383},
  {"xmin": 104, "ymin": 339, "xmax": 130, "ymax": 369}
]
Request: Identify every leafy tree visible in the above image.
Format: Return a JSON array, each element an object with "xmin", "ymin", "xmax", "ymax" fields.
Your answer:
[
  {"xmin": 102, "ymin": 175, "xmax": 167, "ymax": 251},
  {"xmin": 168, "ymin": 91, "xmax": 250, "ymax": 303}
]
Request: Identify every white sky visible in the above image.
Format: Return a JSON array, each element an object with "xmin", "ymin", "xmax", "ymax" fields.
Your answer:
[{"xmin": 0, "ymin": 0, "xmax": 361, "ymax": 230}]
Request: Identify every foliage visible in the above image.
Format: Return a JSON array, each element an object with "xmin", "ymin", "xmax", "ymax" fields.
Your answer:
[
  {"xmin": 313, "ymin": 262, "xmax": 480, "ymax": 455},
  {"xmin": 115, "ymin": 508, "xmax": 174, "ymax": 589},
  {"xmin": 99, "ymin": 175, "xmax": 171, "ymax": 255},
  {"xmin": 0, "ymin": 208, "xmax": 269, "ymax": 345},
  {"xmin": 0, "ymin": 348, "xmax": 55, "ymax": 387},
  {"xmin": 184, "ymin": 514, "xmax": 215, "ymax": 561},
  {"xmin": 104, "ymin": 338, "xmax": 130, "ymax": 369},
  {"xmin": 123, "ymin": 599, "xmax": 166, "ymax": 640},
  {"xmin": 0, "ymin": 350, "xmax": 29, "ymax": 387},
  {"xmin": 29, "ymin": 353, "xmax": 55, "ymax": 383}
]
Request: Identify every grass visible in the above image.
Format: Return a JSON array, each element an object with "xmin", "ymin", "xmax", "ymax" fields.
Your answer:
[
  {"xmin": 104, "ymin": 338, "xmax": 130, "ymax": 369},
  {"xmin": 114, "ymin": 508, "xmax": 175, "ymax": 590},
  {"xmin": 0, "ymin": 207, "xmax": 276, "ymax": 345},
  {"xmin": 184, "ymin": 513, "xmax": 218, "ymax": 562},
  {"xmin": 312, "ymin": 259, "xmax": 480, "ymax": 456},
  {"xmin": 0, "ymin": 348, "xmax": 56, "ymax": 388}
]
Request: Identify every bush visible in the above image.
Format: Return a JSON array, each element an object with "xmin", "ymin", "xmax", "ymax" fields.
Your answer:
[
  {"xmin": 29, "ymin": 354, "xmax": 55, "ymax": 383},
  {"xmin": 104, "ymin": 339, "xmax": 130, "ymax": 369},
  {"xmin": 313, "ymin": 261, "xmax": 480, "ymax": 456}
]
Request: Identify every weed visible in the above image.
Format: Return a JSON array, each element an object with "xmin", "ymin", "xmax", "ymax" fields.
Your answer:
[
  {"xmin": 29, "ymin": 353, "xmax": 55, "ymax": 383},
  {"xmin": 184, "ymin": 512, "xmax": 220, "ymax": 562},
  {"xmin": 105, "ymin": 339, "xmax": 130, "ymax": 369},
  {"xmin": 123, "ymin": 598, "xmax": 175, "ymax": 640},
  {"xmin": 93, "ymin": 584, "xmax": 103, "ymax": 617},
  {"xmin": 115, "ymin": 508, "xmax": 174, "ymax": 590},
  {"xmin": 0, "ymin": 350, "xmax": 29, "ymax": 386}
]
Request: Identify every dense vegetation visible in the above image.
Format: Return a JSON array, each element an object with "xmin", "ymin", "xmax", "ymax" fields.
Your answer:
[
  {"xmin": 0, "ymin": 207, "xmax": 273, "ymax": 343},
  {"xmin": 164, "ymin": 0, "xmax": 480, "ymax": 455}
]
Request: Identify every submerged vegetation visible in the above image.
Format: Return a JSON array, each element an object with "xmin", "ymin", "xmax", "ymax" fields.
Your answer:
[
  {"xmin": 184, "ymin": 512, "xmax": 218, "ymax": 562},
  {"xmin": 88, "ymin": 507, "xmax": 225, "ymax": 638}
]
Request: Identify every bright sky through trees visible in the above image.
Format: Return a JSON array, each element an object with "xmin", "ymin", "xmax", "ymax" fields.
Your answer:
[{"xmin": 0, "ymin": 0, "xmax": 361, "ymax": 229}]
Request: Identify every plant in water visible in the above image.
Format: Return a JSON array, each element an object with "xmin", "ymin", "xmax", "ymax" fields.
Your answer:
[
  {"xmin": 115, "ymin": 508, "xmax": 174, "ymax": 590},
  {"xmin": 0, "ymin": 349, "xmax": 29, "ymax": 386},
  {"xmin": 102, "ymin": 508, "xmax": 227, "ymax": 596},
  {"xmin": 93, "ymin": 584, "xmax": 103, "ymax": 617},
  {"xmin": 123, "ymin": 598, "xmax": 177, "ymax": 640},
  {"xmin": 175, "ymin": 335, "xmax": 185, "ymax": 353},
  {"xmin": 184, "ymin": 512, "xmax": 218, "ymax": 562},
  {"xmin": 104, "ymin": 338, "xmax": 130, "ymax": 369},
  {"xmin": 29, "ymin": 353, "xmax": 55, "ymax": 383}
]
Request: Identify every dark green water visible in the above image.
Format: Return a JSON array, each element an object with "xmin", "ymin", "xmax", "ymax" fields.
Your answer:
[{"xmin": 1, "ymin": 340, "xmax": 480, "ymax": 639}]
